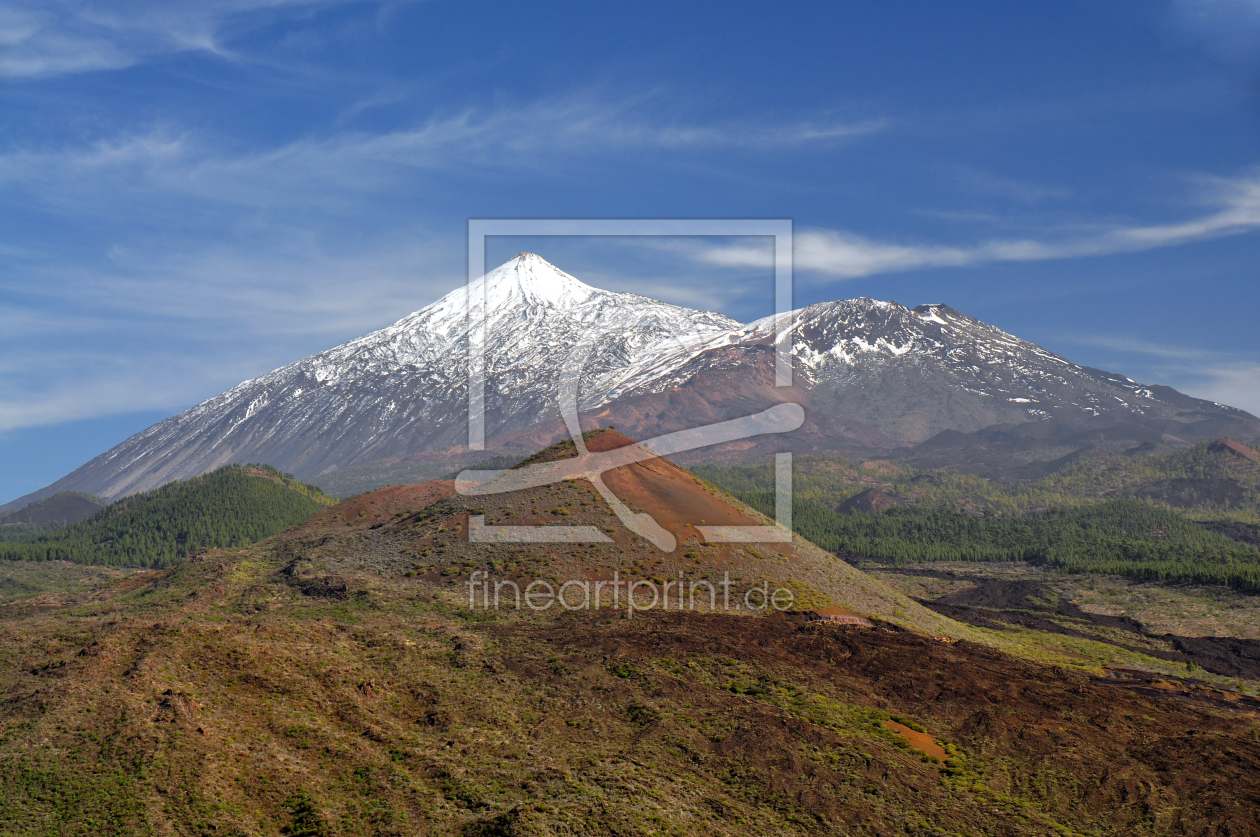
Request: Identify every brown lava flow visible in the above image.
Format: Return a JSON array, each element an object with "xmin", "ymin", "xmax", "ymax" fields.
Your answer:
[
  {"xmin": 911, "ymin": 575, "xmax": 1260, "ymax": 681},
  {"xmin": 496, "ymin": 609, "xmax": 1260, "ymax": 836}
]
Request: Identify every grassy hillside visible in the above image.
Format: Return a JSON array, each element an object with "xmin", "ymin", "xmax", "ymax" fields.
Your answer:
[
  {"xmin": 0, "ymin": 465, "xmax": 334, "ymax": 568},
  {"xmin": 1, "ymin": 473, "xmax": 1259, "ymax": 835}
]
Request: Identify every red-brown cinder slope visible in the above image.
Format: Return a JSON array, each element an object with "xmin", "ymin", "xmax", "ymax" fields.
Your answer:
[
  {"xmin": 1211, "ymin": 438, "xmax": 1260, "ymax": 463},
  {"xmin": 295, "ymin": 480, "xmax": 454, "ymax": 532},
  {"xmin": 287, "ymin": 430, "xmax": 968, "ymax": 636}
]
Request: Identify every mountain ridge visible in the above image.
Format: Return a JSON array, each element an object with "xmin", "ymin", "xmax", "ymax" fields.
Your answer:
[{"xmin": 5, "ymin": 253, "xmax": 1256, "ymax": 510}]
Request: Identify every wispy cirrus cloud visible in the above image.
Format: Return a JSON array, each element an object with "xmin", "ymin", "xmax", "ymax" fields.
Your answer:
[
  {"xmin": 0, "ymin": 101, "xmax": 884, "ymax": 199},
  {"xmin": 0, "ymin": 347, "xmax": 271, "ymax": 431},
  {"xmin": 0, "ymin": 101, "xmax": 884, "ymax": 223},
  {"xmin": 0, "ymin": 230, "xmax": 465, "ymax": 432},
  {"xmin": 0, "ymin": 92, "xmax": 886, "ymax": 434},
  {"xmin": 1058, "ymin": 332, "xmax": 1260, "ymax": 418},
  {"xmin": 1166, "ymin": 0, "xmax": 1260, "ymax": 65},
  {"xmin": 0, "ymin": 0, "xmax": 359, "ymax": 78},
  {"xmin": 0, "ymin": 4, "xmax": 129, "ymax": 76},
  {"xmin": 952, "ymin": 166, "xmax": 1074, "ymax": 203},
  {"xmin": 696, "ymin": 170, "xmax": 1260, "ymax": 278}
]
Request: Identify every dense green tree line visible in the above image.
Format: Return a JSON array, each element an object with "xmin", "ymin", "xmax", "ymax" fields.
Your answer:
[
  {"xmin": 0, "ymin": 523, "xmax": 58, "ymax": 543},
  {"xmin": 695, "ymin": 437, "xmax": 1260, "ymax": 594},
  {"xmin": 0, "ymin": 465, "xmax": 334, "ymax": 568},
  {"xmin": 735, "ymin": 491, "xmax": 1260, "ymax": 594},
  {"xmin": 695, "ymin": 437, "xmax": 1260, "ymax": 520}
]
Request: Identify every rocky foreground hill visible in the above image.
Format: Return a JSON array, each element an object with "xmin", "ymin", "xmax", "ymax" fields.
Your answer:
[{"xmin": 2, "ymin": 431, "xmax": 1258, "ymax": 835}]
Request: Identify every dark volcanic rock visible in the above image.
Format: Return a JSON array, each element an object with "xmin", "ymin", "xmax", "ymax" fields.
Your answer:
[
  {"xmin": 1165, "ymin": 635, "xmax": 1260, "ymax": 680},
  {"xmin": 1124, "ymin": 478, "xmax": 1251, "ymax": 509},
  {"xmin": 1197, "ymin": 519, "xmax": 1260, "ymax": 546},
  {"xmin": 920, "ymin": 579, "xmax": 1260, "ymax": 680},
  {"xmin": 835, "ymin": 488, "xmax": 906, "ymax": 514}
]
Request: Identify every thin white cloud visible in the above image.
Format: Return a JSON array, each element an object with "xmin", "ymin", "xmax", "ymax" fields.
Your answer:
[
  {"xmin": 0, "ymin": 103, "xmax": 883, "ymax": 217},
  {"xmin": 1058, "ymin": 333, "xmax": 1260, "ymax": 418},
  {"xmin": 953, "ymin": 167, "xmax": 1074, "ymax": 203},
  {"xmin": 0, "ymin": 0, "xmax": 352, "ymax": 78},
  {"xmin": 0, "ymin": 95, "xmax": 886, "ymax": 434},
  {"xmin": 0, "ymin": 352, "xmax": 264, "ymax": 431},
  {"xmin": 3, "ymin": 225, "xmax": 463, "ymax": 340},
  {"xmin": 0, "ymin": 109, "xmax": 887, "ymax": 239},
  {"xmin": 84, "ymin": 235, "xmax": 459, "ymax": 335},
  {"xmin": 1063, "ymin": 334, "xmax": 1220, "ymax": 362},
  {"xmin": 1192, "ymin": 363, "xmax": 1260, "ymax": 418},
  {"xmin": 0, "ymin": 226, "xmax": 469, "ymax": 433},
  {"xmin": 0, "ymin": 5, "xmax": 130, "ymax": 76},
  {"xmin": 695, "ymin": 170, "xmax": 1260, "ymax": 278},
  {"xmin": 1167, "ymin": 0, "xmax": 1260, "ymax": 65}
]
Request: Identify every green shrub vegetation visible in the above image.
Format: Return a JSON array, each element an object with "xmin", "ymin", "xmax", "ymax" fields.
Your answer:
[
  {"xmin": 696, "ymin": 438, "xmax": 1260, "ymax": 520},
  {"xmin": 699, "ymin": 440, "xmax": 1260, "ymax": 593},
  {"xmin": 0, "ymin": 465, "xmax": 334, "ymax": 568},
  {"xmin": 0, "ymin": 523, "xmax": 58, "ymax": 543},
  {"xmin": 733, "ymin": 493, "xmax": 1260, "ymax": 593}
]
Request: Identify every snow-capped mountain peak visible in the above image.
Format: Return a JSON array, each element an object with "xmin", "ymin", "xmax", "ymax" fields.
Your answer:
[
  {"xmin": 6, "ymin": 255, "xmax": 1254, "ymax": 510},
  {"xmin": 12, "ymin": 255, "xmax": 745, "ymax": 501},
  {"xmin": 479, "ymin": 252, "xmax": 598, "ymax": 309}
]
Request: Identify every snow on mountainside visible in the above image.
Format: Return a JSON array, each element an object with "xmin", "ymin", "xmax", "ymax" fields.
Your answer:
[
  {"xmin": 5, "ymin": 254, "xmax": 739, "ymax": 503},
  {"xmin": 612, "ymin": 296, "xmax": 1256, "ymax": 448},
  {"xmin": 5, "ymin": 253, "xmax": 1257, "ymax": 508},
  {"xmin": 753, "ymin": 298, "xmax": 1244, "ymax": 442}
]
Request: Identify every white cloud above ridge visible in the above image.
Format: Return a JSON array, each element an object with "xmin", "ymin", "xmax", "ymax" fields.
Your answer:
[
  {"xmin": 0, "ymin": 103, "xmax": 885, "ymax": 227},
  {"xmin": 695, "ymin": 170, "xmax": 1260, "ymax": 279},
  {"xmin": 1057, "ymin": 332, "xmax": 1260, "ymax": 418},
  {"xmin": 951, "ymin": 167, "xmax": 1074, "ymax": 203},
  {"xmin": 0, "ymin": 350, "xmax": 266, "ymax": 431},
  {"xmin": 0, "ymin": 225, "xmax": 472, "ymax": 433}
]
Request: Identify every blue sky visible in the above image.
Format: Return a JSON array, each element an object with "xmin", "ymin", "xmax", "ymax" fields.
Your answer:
[{"xmin": 3, "ymin": 0, "xmax": 1260, "ymax": 502}]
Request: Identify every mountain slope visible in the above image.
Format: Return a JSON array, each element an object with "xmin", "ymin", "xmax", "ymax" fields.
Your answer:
[
  {"xmin": 3, "ymin": 434, "xmax": 1260, "ymax": 835},
  {"xmin": 7, "ymin": 254, "xmax": 1256, "ymax": 510},
  {"xmin": 775, "ymin": 299, "xmax": 1253, "ymax": 442},
  {"xmin": 0, "ymin": 492, "xmax": 104, "ymax": 527},
  {"xmin": 598, "ymin": 298, "xmax": 1257, "ymax": 457},
  {"xmin": 3, "ymin": 254, "xmax": 739, "ymax": 508},
  {"xmin": 0, "ymin": 465, "xmax": 334, "ymax": 567},
  {"xmin": 0, "ymin": 493, "xmax": 106, "ymax": 542},
  {"xmin": 276, "ymin": 427, "xmax": 964, "ymax": 637}
]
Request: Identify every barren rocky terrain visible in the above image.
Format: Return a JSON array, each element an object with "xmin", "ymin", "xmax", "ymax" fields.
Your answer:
[{"xmin": 3, "ymin": 435, "xmax": 1260, "ymax": 835}]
